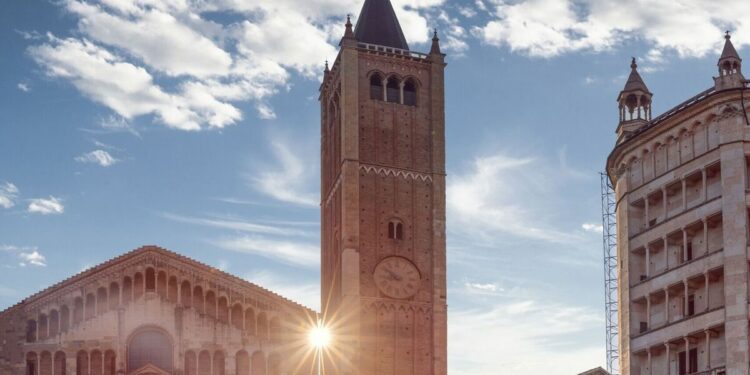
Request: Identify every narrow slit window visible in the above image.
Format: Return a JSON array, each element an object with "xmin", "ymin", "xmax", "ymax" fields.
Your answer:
[
  {"xmin": 386, "ymin": 78, "xmax": 400, "ymax": 104},
  {"xmin": 370, "ymin": 74, "xmax": 383, "ymax": 100},
  {"xmin": 403, "ymin": 80, "xmax": 417, "ymax": 106}
]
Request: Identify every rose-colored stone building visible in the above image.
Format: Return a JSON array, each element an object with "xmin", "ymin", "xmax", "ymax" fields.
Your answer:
[
  {"xmin": 0, "ymin": 1, "xmax": 448, "ymax": 375},
  {"xmin": 607, "ymin": 33, "xmax": 748, "ymax": 375}
]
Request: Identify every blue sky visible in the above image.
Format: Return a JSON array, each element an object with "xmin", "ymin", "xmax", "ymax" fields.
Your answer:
[{"xmin": 2, "ymin": 0, "xmax": 749, "ymax": 374}]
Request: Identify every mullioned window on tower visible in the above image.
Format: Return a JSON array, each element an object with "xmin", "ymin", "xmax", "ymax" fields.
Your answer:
[{"xmin": 369, "ymin": 73, "xmax": 417, "ymax": 106}]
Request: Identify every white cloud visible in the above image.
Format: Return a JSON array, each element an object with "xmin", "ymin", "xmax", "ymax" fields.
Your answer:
[
  {"xmin": 75, "ymin": 149, "xmax": 118, "ymax": 167},
  {"xmin": 28, "ymin": 0, "xmax": 449, "ymax": 130},
  {"xmin": 27, "ymin": 196, "xmax": 65, "ymax": 215},
  {"xmin": 99, "ymin": 115, "xmax": 141, "ymax": 137},
  {"xmin": 214, "ymin": 235, "xmax": 319, "ymax": 268},
  {"xmin": 251, "ymin": 141, "xmax": 318, "ymax": 207},
  {"xmin": 17, "ymin": 83, "xmax": 30, "ymax": 92},
  {"xmin": 465, "ymin": 281, "xmax": 501, "ymax": 294},
  {"xmin": 449, "ymin": 299, "xmax": 603, "ymax": 374},
  {"xmin": 474, "ymin": 0, "xmax": 750, "ymax": 59},
  {"xmin": 19, "ymin": 251, "xmax": 47, "ymax": 267},
  {"xmin": 582, "ymin": 223, "xmax": 603, "ymax": 234},
  {"xmin": 1, "ymin": 245, "xmax": 48, "ymax": 268},
  {"xmin": 0, "ymin": 182, "xmax": 19, "ymax": 209}
]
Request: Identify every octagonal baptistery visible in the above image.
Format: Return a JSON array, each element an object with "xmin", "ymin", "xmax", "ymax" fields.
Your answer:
[
  {"xmin": 0, "ymin": 246, "xmax": 318, "ymax": 375},
  {"xmin": 607, "ymin": 33, "xmax": 750, "ymax": 375}
]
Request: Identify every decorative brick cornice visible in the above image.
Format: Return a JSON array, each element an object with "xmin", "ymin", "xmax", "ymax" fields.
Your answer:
[{"xmin": 359, "ymin": 164, "xmax": 433, "ymax": 182}]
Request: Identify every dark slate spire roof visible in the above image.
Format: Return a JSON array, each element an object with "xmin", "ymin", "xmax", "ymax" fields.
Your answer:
[
  {"xmin": 622, "ymin": 57, "xmax": 650, "ymax": 93},
  {"xmin": 354, "ymin": 0, "xmax": 409, "ymax": 50},
  {"xmin": 720, "ymin": 31, "xmax": 741, "ymax": 62}
]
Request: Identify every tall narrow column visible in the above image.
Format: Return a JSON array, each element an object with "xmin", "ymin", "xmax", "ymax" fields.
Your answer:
[
  {"xmin": 704, "ymin": 330, "xmax": 712, "ymax": 370},
  {"xmin": 647, "ymin": 349, "xmax": 652, "ymax": 375},
  {"xmin": 683, "ymin": 337, "xmax": 690, "ymax": 372},
  {"xmin": 665, "ymin": 343, "xmax": 671, "ymax": 375},
  {"xmin": 664, "ymin": 236, "xmax": 669, "ymax": 270},
  {"xmin": 662, "ymin": 186, "xmax": 668, "ymax": 219},
  {"xmin": 664, "ymin": 288, "xmax": 670, "ymax": 324},
  {"xmin": 702, "ymin": 219, "xmax": 709, "ymax": 253},
  {"xmin": 701, "ymin": 168, "xmax": 707, "ymax": 201},
  {"xmin": 704, "ymin": 272, "xmax": 710, "ymax": 312},
  {"xmin": 682, "ymin": 228, "xmax": 689, "ymax": 263},
  {"xmin": 645, "ymin": 244, "xmax": 651, "ymax": 278},
  {"xmin": 645, "ymin": 198, "xmax": 650, "ymax": 228},
  {"xmin": 646, "ymin": 296, "xmax": 651, "ymax": 329},
  {"xmin": 683, "ymin": 280, "xmax": 689, "ymax": 317},
  {"xmin": 681, "ymin": 178, "xmax": 687, "ymax": 211}
]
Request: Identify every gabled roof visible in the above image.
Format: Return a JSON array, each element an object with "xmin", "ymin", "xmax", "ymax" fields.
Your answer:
[
  {"xmin": 1, "ymin": 245, "xmax": 316, "ymax": 314},
  {"xmin": 354, "ymin": 0, "xmax": 409, "ymax": 50}
]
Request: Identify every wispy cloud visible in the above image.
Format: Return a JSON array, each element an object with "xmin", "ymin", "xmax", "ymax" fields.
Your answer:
[
  {"xmin": 449, "ymin": 299, "xmax": 603, "ymax": 374},
  {"xmin": 0, "ymin": 182, "xmax": 19, "ymax": 209},
  {"xmin": 17, "ymin": 83, "xmax": 30, "ymax": 92},
  {"xmin": 250, "ymin": 141, "xmax": 318, "ymax": 207},
  {"xmin": 214, "ymin": 235, "xmax": 319, "ymax": 268},
  {"xmin": 27, "ymin": 196, "xmax": 64, "ymax": 215},
  {"xmin": 1, "ymin": 245, "xmax": 48, "ymax": 267},
  {"xmin": 75, "ymin": 149, "xmax": 118, "ymax": 167},
  {"xmin": 447, "ymin": 153, "xmax": 581, "ymax": 244},
  {"xmin": 582, "ymin": 223, "xmax": 603, "ymax": 234},
  {"xmin": 162, "ymin": 212, "xmax": 314, "ymax": 237}
]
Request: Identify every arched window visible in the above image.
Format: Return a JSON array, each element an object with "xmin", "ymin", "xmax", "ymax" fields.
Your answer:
[
  {"xmin": 85, "ymin": 293, "xmax": 95, "ymax": 320},
  {"xmin": 96, "ymin": 287, "xmax": 107, "ymax": 315},
  {"xmin": 193, "ymin": 286, "xmax": 204, "ymax": 314},
  {"xmin": 231, "ymin": 304, "xmax": 243, "ymax": 330},
  {"xmin": 217, "ymin": 296, "xmax": 228, "ymax": 323},
  {"xmin": 38, "ymin": 314, "xmax": 48, "ymax": 340},
  {"xmin": 90, "ymin": 350, "xmax": 102, "ymax": 375},
  {"xmin": 156, "ymin": 271, "xmax": 167, "ymax": 298},
  {"xmin": 73, "ymin": 298, "xmax": 83, "ymax": 324},
  {"xmin": 386, "ymin": 77, "xmax": 400, "ymax": 104},
  {"xmin": 109, "ymin": 282, "xmax": 119, "ymax": 310},
  {"xmin": 184, "ymin": 351, "xmax": 197, "ymax": 375},
  {"xmin": 103, "ymin": 350, "xmax": 116, "ymax": 375},
  {"xmin": 212, "ymin": 351, "xmax": 225, "ymax": 375},
  {"xmin": 180, "ymin": 281, "xmax": 192, "ymax": 307},
  {"xmin": 236, "ymin": 350, "xmax": 249, "ymax": 375},
  {"xmin": 133, "ymin": 273, "xmax": 144, "ymax": 300},
  {"xmin": 403, "ymin": 79, "xmax": 417, "ymax": 106},
  {"xmin": 122, "ymin": 276, "xmax": 132, "ymax": 305},
  {"xmin": 26, "ymin": 319, "xmax": 37, "ymax": 343},
  {"xmin": 370, "ymin": 73, "xmax": 384, "ymax": 100},
  {"xmin": 40, "ymin": 352, "xmax": 52, "ymax": 375},
  {"xmin": 127, "ymin": 329, "xmax": 173, "ymax": 372},
  {"xmin": 205, "ymin": 291, "xmax": 216, "ymax": 318},
  {"xmin": 388, "ymin": 219, "xmax": 404, "ymax": 240},
  {"xmin": 76, "ymin": 351, "xmax": 88, "ymax": 375},
  {"xmin": 198, "ymin": 351, "xmax": 211, "ymax": 375},
  {"xmin": 49, "ymin": 310, "xmax": 59, "ymax": 337},
  {"xmin": 167, "ymin": 276, "xmax": 178, "ymax": 303},
  {"xmin": 60, "ymin": 306, "xmax": 70, "ymax": 333},
  {"xmin": 145, "ymin": 268, "xmax": 155, "ymax": 292},
  {"xmin": 26, "ymin": 352, "xmax": 38, "ymax": 375},
  {"xmin": 245, "ymin": 308, "xmax": 256, "ymax": 335},
  {"xmin": 54, "ymin": 352, "xmax": 66, "ymax": 375}
]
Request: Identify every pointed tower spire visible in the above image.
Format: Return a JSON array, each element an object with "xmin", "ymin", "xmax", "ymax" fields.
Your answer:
[
  {"xmin": 616, "ymin": 58, "xmax": 653, "ymax": 142},
  {"xmin": 430, "ymin": 29, "xmax": 442, "ymax": 55},
  {"xmin": 344, "ymin": 15, "xmax": 355, "ymax": 39},
  {"xmin": 715, "ymin": 31, "xmax": 745, "ymax": 90},
  {"xmin": 354, "ymin": 0, "xmax": 409, "ymax": 50}
]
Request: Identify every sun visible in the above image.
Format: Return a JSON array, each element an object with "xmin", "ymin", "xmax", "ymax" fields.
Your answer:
[{"xmin": 309, "ymin": 321, "xmax": 331, "ymax": 349}]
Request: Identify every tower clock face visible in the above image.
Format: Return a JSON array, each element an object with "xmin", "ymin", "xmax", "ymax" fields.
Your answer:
[{"xmin": 373, "ymin": 257, "xmax": 421, "ymax": 299}]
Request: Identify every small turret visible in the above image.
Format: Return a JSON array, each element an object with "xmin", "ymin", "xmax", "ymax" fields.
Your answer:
[
  {"xmin": 714, "ymin": 31, "xmax": 745, "ymax": 90},
  {"xmin": 616, "ymin": 58, "xmax": 653, "ymax": 143},
  {"xmin": 430, "ymin": 29, "xmax": 441, "ymax": 55}
]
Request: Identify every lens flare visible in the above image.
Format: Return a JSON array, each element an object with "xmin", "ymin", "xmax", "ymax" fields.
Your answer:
[{"xmin": 309, "ymin": 322, "xmax": 331, "ymax": 348}]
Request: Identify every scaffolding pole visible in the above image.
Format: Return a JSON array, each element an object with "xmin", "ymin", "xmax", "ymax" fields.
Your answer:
[{"xmin": 600, "ymin": 172, "xmax": 619, "ymax": 375}]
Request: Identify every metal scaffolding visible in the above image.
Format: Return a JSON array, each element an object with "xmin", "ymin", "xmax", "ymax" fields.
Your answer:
[{"xmin": 600, "ymin": 172, "xmax": 619, "ymax": 375}]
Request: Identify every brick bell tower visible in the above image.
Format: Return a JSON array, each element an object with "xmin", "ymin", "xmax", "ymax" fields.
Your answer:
[{"xmin": 318, "ymin": 0, "xmax": 447, "ymax": 373}]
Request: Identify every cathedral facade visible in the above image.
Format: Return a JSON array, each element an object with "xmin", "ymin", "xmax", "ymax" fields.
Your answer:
[
  {"xmin": 608, "ymin": 33, "xmax": 748, "ymax": 375},
  {"xmin": 0, "ymin": 1, "xmax": 448, "ymax": 375}
]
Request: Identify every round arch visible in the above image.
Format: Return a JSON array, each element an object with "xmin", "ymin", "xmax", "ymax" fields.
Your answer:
[{"xmin": 126, "ymin": 326, "xmax": 174, "ymax": 373}]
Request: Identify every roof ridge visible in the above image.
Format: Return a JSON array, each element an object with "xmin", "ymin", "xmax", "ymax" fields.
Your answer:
[
  {"xmin": 0, "ymin": 245, "xmax": 316, "ymax": 315},
  {"xmin": 353, "ymin": 0, "xmax": 409, "ymax": 50}
]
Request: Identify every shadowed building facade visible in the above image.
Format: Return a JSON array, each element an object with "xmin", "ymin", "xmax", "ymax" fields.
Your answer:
[
  {"xmin": 608, "ymin": 33, "xmax": 748, "ymax": 375},
  {"xmin": 0, "ymin": 1, "xmax": 448, "ymax": 375},
  {"xmin": 318, "ymin": 0, "xmax": 448, "ymax": 374}
]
